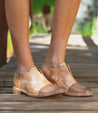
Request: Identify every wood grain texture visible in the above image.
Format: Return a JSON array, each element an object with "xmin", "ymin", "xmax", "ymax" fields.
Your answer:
[
  {"xmin": 0, "ymin": 102, "xmax": 98, "ymax": 111},
  {"xmin": 0, "ymin": 111, "xmax": 98, "ymax": 113}
]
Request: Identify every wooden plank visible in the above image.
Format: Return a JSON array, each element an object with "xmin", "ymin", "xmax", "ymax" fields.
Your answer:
[
  {"xmin": 1, "ymin": 62, "xmax": 98, "ymax": 69},
  {"xmin": 3, "ymin": 63, "xmax": 98, "ymax": 71},
  {"xmin": 76, "ymin": 78, "xmax": 98, "ymax": 82},
  {"xmin": 0, "ymin": 111, "xmax": 98, "ymax": 113},
  {"xmin": 0, "ymin": 92, "xmax": 97, "ymax": 102},
  {"xmin": 0, "ymin": 102, "xmax": 98, "ymax": 111},
  {"xmin": 0, "ymin": 71, "xmax": 98, "ymax": 78},
  {"xmin": 0, "ymin": 77, "xmax": 98, "ymax": 82},
  {"xmin": 0, "ymin": 87, "xmax": 98, "ymax": 94},
  {"xmin": 0, "ymin": 88, "xmax": 12, "ymax": 93},
  {"xmin": 69, "ymin": 63, "xmax": 98, "ymax": 68}
]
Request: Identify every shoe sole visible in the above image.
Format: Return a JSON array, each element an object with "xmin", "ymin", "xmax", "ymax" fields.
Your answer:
[{"xmin": 13, "ymin": 86, "xmax": 63, "ymax": 98}]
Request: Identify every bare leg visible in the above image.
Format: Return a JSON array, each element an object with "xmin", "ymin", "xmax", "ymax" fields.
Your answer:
[
  {"xmin": 40, "ymin": 0, "xmax": 92, "ymax": 97},
  {"xmin": 5, "ymin": 0, "xmax": 35, "ymax": 74},
  {"xmin": 44, "ymin": 0, "xmax": 81, "ymax": 67},
  {"xmin": 5, "ymin": 0, "xmax": 65, "ymax": 97}
]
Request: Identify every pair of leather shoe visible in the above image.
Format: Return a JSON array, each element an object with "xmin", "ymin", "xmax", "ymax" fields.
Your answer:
[{"xmin": 13, "ymin": 62, "xmax": 93, "ymax": 97}]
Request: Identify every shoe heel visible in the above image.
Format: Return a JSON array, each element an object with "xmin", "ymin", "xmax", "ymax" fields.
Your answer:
[{"xmin": 13, "ymin": 86, "xmax": 21, "ymax": 94}]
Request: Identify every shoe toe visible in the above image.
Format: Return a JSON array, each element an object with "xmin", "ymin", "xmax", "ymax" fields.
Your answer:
[{"xmin": 67, "ymin": 83, "xmax": 93, "ymax": 96}]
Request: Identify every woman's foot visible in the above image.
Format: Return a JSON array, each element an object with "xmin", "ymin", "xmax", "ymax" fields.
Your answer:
[
  {"xmin": 13, "ymin": 66, "xmax": 65, "ymax": 97},
  {"xmin": 39, "ymin": 62, "xmax": 93, "ymax": 97}
]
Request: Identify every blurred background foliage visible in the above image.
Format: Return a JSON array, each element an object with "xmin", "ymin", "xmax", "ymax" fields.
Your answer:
[
  {"xmin": 31, "ymin": 0, "xmax": 97, "ymax": 36},
  {"xmin": 31, "ymin": 0, "xmax": 55, "ymax": 34},
  {"xmin": 33, "ymin": 0, "xmax": 55, "ymax": 13},
  {"xmin": 77, "ymin": 17, "xmax": 97, "ymax": 37}
]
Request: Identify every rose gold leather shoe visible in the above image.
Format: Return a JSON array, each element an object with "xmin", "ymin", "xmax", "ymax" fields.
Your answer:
[
  {"xmin": 39, "ymin": 62, "xmax": 93, "ymax": 97},
  {"xmin": 13, "ymin": 66, "xmax": 65, "ymax": 97}
]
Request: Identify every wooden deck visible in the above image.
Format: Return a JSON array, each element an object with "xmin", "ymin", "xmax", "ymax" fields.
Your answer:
[{"xmin": 0, "ymin": 34, "xmax": 98, "ymax": 113}]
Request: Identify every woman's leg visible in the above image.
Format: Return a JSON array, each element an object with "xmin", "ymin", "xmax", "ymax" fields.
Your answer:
[
  {"xmin": 40, "ymin": 0, "xmax": 92, "ymax": 96},
  {"xmin": 5, "ymin": 0, "xmax": 65, "ymax": 97},
  {"xmin": 5, "ymin": 0, "xmax": 35, "ymax": 74},
  {"xmin": 44, "ymin": 0, "xmax": 81, "ymax": 67}
]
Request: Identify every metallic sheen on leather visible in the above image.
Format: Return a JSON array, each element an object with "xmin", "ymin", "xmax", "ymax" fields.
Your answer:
[
  {"xmin": 13, "ymin": 66, "xmax": 65, "ymax": 97},
  {"xmin": 39, "ymin": 62, "xmax": 93, "ymax": 96}
]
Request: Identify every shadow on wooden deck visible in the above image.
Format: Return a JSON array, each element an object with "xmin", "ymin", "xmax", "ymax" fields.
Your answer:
[{"xmin": 0, "ymin": 34, "xmax": 98, "ymax": 112}]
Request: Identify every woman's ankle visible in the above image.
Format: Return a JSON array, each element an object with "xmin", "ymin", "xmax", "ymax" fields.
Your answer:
[
  {"xmin": 17, "ymin": 63, "xmax": 35, "ymax": 74},
  {"xmin": 44, "ymin": 56, "xmax": 64, "ymax": 68}
]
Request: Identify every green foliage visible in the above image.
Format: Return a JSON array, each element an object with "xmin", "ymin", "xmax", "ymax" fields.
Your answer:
[
  {"xmin": 32, "ymin": 0, "xmax": 55, "ymax": 13},
  {"xmin": 77, "ymin": 21, "xmax": 92, "ymax": 37},
  {"xmin": 92, "ymin": 16, "xmax": 97, "ymax": 35},
  {"xmin": 30, "ymin": 22, "xmax": 48, "ymax": 34},
  {"xmin": 7, "ymin": 30, "xmax": 13, "ymax": 51},
  {"xmin": 77, "ymin": 17, "xmax": 96, "ymax": 37}
]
